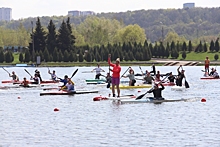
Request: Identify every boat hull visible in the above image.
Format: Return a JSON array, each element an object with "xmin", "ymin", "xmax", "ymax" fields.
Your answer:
[
  {"xmin": 2, "ymin": 80, "xmax": 59, "ymax": 84},
  {"xmin": 120, "ymin": 97, "xmax": 187, "ymax": 104},
  {"xmin": 200, "ymin": 77, "xmax": 220, "ymax": 80},
  {"xmin": 40, "ymin": 90, "xmax": 99, "ymax": 96},
  {"xmin": 85, "ymin": 79, "xmax": 106, "ymax": 82},
  {"xmin": 93, "ymin": 95, "xmax": 136, "ymax": 101}
]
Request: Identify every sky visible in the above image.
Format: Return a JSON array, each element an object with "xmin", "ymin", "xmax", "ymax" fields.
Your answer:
[{"xmin": 1, "ymin": 0, "xmax": 220, "ymax": 20}]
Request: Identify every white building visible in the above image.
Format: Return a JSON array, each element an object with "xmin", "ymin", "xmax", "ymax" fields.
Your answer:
[
  {"xmin": 183, "ymin": 3, "xmax": 195, "ymax": 9},
  {"xmin": 0, "ymin": 7, "xmax": 12, "ymax": 21},
  {"xmin": 68, "ymin": 10, "xmax": 95, "ymax": 16}
]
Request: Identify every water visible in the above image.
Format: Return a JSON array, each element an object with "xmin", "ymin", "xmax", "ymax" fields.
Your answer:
[{"xmin": 0, "ymin": 66, "xmax": 220, "ymax": 147}]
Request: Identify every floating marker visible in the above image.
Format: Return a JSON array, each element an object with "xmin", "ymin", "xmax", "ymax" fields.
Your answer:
[
  {"xmin": 54, "ymin": 108, "xmax": 59, "ymax": 111},
  {"xmin": 18, "ymin": 96, "xmax": 20, "ymax": 99},
  {"xmin": 201, "ymin": 98, "xmax": 206, "ymax": 102},
  {"xmin": 138, "ymin": 90, "xmax": 141, "ymax": 92}
]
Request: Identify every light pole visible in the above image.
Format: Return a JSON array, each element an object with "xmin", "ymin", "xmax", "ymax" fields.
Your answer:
[{"xmin": 31, "ymin": 21, "xmax": 35, "ymax": 63}]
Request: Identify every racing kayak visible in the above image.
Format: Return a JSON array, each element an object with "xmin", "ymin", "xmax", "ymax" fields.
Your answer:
[
  {"xmin": 171, "ymin": 86, "xmax": 187, "ymax": 91},
  {"xmin": 200, "ymin": 76, "xmax": 220, "ymax": 80},
  {"xmin": 2, "ymin": 80, "xmax": 59, "ymax": 84},
  {"xmin": 110, "ymin": 84, "xmax": 152, "ymax": 89},
  {"xmin": 93, "ymin": 95, "xmax": 136, "ymax": 101},
  {"xmin": 40, "ymin": 90, "xmax": 99, "ymax": 96},
  {"xmin": 86, "ymin": 81, "xmax": 106, "ymax": 85},
  {"xmin": 85, "ymin": 79, "xmax": 106, "ymax": 82},
  {"xmin": 119, "ymin": 97, "xmax": 188, "ymax": 104},
  {"xmin": 162, "ymin": 82, "xmax": 175, "ymax": 86}
]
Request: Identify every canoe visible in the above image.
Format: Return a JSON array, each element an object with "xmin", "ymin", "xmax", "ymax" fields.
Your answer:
[
  {"xmin": 120, "ymin": 97, "xmax": 187, "ymax": 104},
  {"xmin": 93, "ymin": 95, "xmax": 136, "ymax": 101},
  {"xmin": 85, "ymin": 79, "xmax": 106, "ymax": 82},
  {"xmin": 40, "ymin": 90, "xmax": 99, "ymax": 96},
  {"xmin": 2, "ymin": 80, "xmax": 59, "ymax": 84},
  {"xmin": 110, "ymin": 84, "xmax": 152, "ymax": 89},
  {"xmin": 200, "ymin": 76, "xmax": 220, "ymax": 80}
]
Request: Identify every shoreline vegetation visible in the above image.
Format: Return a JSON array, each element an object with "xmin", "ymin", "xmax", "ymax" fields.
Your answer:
[{"xmin": 0, "ymin": 59, "xmax": 220, "ymax": 67}]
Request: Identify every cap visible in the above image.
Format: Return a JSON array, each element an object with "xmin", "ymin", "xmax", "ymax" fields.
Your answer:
[
  {"xmin": 64, "ymin": 75, "xmax": 68, "ymax": 78},
  {"xmin": 116, "ymin": 58, "xmax": 120, "ymax": 62}
]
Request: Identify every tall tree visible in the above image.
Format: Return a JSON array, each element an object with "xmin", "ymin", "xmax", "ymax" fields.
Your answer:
[
  {"xmin": 57, "ymin": 20, "xmax": 73, "ymax": 52},
  {"xmin": 66, "ymin": 17, "xmax": 76, "ymax": 50},
  {"xmin": 46, "ymin": 20, "xmax": 57, "ymax": 54},
  {"xmin": 215, "ymin": 38, "xmax": 219, "ymax": 52}
]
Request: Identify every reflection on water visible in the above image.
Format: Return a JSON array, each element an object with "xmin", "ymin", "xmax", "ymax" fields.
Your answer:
[{"xmin": 0, "ymin": 66, "xmax": 220, "ymax": 147}]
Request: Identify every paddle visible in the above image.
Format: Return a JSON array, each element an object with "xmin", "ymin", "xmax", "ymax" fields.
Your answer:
[
  {"xmin": 135, "ymin": 87, "xmax": 154, "ymax": 100},
  {"xmin": 139, "ymin": 66, "xmax": 144, "ymax": 75},
  {"xmin": 70, "ymin": 69, "xmax": 78, "ymax": 79},
  {"xmin": 2, "ymin": 67, "xmax": 10, "ymax": 74},
  {"xmin": 24, "ymin": 69, "xmax": 32, "ymax": 77},
  {"xmin": 181, "ymin": 66, "xmax": 190, "ymax": 88},
  {"xmin": 120, "ymin": 67, "xmax": 130, "ymax": 79},
  {"xmin": 107, "ymin": 56, "xmax": 111, "ymax": 88}
]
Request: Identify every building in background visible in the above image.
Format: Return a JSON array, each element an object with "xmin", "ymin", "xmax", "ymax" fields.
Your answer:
[
  {"xmin": 68, "ymin": 10, "xmax": 95, "ymax": 17},
  {"xmin": 0, "ymin": 7, "xmax": 12, "ymax": 21},
  {"xmin": 183, "ymin": 3, "xmax": 195, "ymax": 9}
]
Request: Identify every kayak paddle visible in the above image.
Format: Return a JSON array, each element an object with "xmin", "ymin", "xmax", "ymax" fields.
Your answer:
[
  {"xmin": 120, "ymin": 67, "xmax": 130, "ymax": 79},
  {"xmin": 70, "ymin": 69, "xmax": 78, "ymax": 79},
  {"xmin": 2, "ymin": 67, "xmax": 10, "ymax": 74},
  {"xmin": 24, "ymin": 69, "xmax": 32, "ymax": 77}
]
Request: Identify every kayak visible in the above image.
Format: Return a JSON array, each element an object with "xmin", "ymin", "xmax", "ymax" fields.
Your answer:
[
  {"xmin": 93, "ymin": 95, "xmax": 136, "ymax": 101},
  {"xmin": 2, "ymin": 80, "xmax": 59, "ymax": 84},
  {"xmin": 200, "ymin": 76, "xmax": 220, "ymax": 80},
  {"xmin": 40, "ymin": 90, "xmax": 99, "ymax": 96},
  {"xmin": 86, "ymin": 81, "xmax": 106, "ymax": 85},
  {"xmin": 110, "ymin": 84, "xmax": 152, "ymax": 89},
  {"xmin": 120, "ymin": 97, "xmax": 188, "ymax": 104},
  {"xmin": 171, "ymin": 86, "xmax": 186, "ymax": 91},
  {"xmin": 162, "ymin": 82, "xmax": 175, "ymax": 86},
  {"xmin": 85, "ymin": 79, "xmax": 106, "ymax": 82}
]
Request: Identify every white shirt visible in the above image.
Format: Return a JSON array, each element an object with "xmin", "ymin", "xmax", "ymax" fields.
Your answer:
[{"xmin": 93, "ymin": 67, "xmax": 103, "ymax": 75}]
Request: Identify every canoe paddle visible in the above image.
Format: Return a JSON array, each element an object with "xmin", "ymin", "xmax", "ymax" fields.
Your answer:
[
  {"xmin": 120, "ymin": 67, "xmax": 130, "ymax": 79},
  {"xmin": 70, "ymin": 69, "xmax": 78, "ymax": 79},
  {"xmin": 139, "ymin": 66, "xmax": 144, "ymax": 75},
  {"xmin": 24, "ymin": 69, "xmax": 32, "ymax": 77},
  {"xmin": 135, "ymin": 87, "xmax": 154, "ymax": 100},
  {"xmin": 2, "ymin": 67, "xmax": 10, "ymax": 74}
]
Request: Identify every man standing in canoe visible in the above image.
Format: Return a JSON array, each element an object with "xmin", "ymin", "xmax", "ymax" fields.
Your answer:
[
  {"xmin": 176, "ymin": 65, "xmax": 185, "ymax": 86},
  {"xmin": 150, "ymin": 64, "xmax": 156, "ymax": 76},
  {"xmin": 92, "ymin": 64, "xmax": 105, "ymax": 79},
  {"xmin": 205, "ymin": 56, "xmax": 210, "ymax": 73},
  {"xmin": 108, "ymin": 54, "xmax": 121, "ymax": 97},
  {"xmin": 147, "ymin": 81, "xmax": 165, "ymax": 100}
]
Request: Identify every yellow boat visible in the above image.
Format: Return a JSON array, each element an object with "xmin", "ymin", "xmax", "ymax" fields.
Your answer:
[{"xmin": 110, "ymin": 84, "xmax": 152, "ymax": 89}]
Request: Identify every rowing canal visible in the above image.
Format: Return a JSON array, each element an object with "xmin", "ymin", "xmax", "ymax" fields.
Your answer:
[{"xmin": 0, "ymin": 66, "xmax": 220, "ymax": 147}]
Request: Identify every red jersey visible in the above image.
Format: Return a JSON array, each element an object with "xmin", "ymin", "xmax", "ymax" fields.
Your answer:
[{"xmin": 108, "ymin": 57, "xmax": 121, "ymax": 78}]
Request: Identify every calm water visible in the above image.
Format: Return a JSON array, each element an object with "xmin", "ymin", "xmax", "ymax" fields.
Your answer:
[{"xmin": 0, "ymin": 66, "xmax": 220, "ymax": 147}]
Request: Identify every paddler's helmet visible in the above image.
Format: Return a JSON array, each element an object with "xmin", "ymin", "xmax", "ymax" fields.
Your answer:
[{"xmin": 64, "ymin": 75, "xmax": 68, "ymax": 79}]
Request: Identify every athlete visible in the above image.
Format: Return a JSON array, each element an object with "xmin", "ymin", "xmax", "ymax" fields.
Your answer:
[
  {"xmin": 35, "ymin": 70, "xmax": 42, "ymax": 82},
  {"xmin": 48, "ymin": 70, "xmax": 57, "ymax": 81},
  {"xmin": 143, "ymin": 72, "xmax": 154, "ymax": 84},
  {"xmin": 122, "ymin": 68, "xmax": 136, "ymax": 86},
  {"xmin": 31, "ymin": 74, "xmax": 41, "ymax": 85},
  {"xmin": 176, "ymin": 65, "xmax": 185, "ymax": 86},
  {"xmin": 168, "ymin": 72, "xmax": 176, "ymax": 83},
  {"xmin": 147, "ymin": 81, "xmax": 165, "ymax": 100},
  {"xmin": 9, "ymin": 71, "xmax": 19, "ymax": 81},
  {"xmin": 20, "ymin": 77, "xmax": 29, "ymax": 87},
  {"xmin": 92, "ymin": 64, "xmax": 105, "ymax": 79},
  {"xmin": 61, "ymin": 78, "xmax": 75, "ymax": 92},
  {"xmin": 108, "ymin": 54, "xmax": 121, "ymax": 97},
  {"xmin": 205, "ymin": 56, "xmax": 210, "ymax": 73},
  {"xmin": 59, "ymin": 75, "xmax": 69, "ymax": 87}
]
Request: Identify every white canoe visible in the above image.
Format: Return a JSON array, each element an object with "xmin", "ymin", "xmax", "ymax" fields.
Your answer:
[
  {"xmin": 120, "ymin": 97, "xmax": 188, "ymax": 104},
  {"xmin": 171, "ymin": 86, "xmax": 187, "ymax": 91}
]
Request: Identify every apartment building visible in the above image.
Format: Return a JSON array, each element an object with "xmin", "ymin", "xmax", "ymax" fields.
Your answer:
[
  {"xmin": 0, "ymin": 7, "xmax": 12, "ymax": 21},
  {"xmin": 68, "ymin": 10, "xmax": 95, "ymax": 16}
]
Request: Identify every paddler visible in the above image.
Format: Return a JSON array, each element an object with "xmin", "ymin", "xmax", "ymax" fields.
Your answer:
[
  {"xmin": 31, "ymin": 74, "xmax": 41, "ymax": 84},
  {"xmin": 210, "ymin": 68, "xmax": 219, "ymax": 78},
  {"xmin": 143, "ymin": 72, "xmax": 154, "ymax": 84},
  {"xmin": 204, "ymin": 56, "xmax": 210, "ymax": 73},
  {"xmin": 147, "ymin": 81, "xmax": 165, "ymax": 100},
  {"xmin": 61, "ymin": 78, "xmax": 75, "ymax": 92},
  {"xmin": 176, "ymin": 65, "xmax": 185, "ymax": 86},
  {"xmin": 92, "ymin": 63, "xmax": 105, "ymax": 79},
  {"xmin": 48, "ymin": 70, "xmax": 57, "ymax": 81},
  {"xmin": 35, "ymin": 69, "xmax": 42, "ymax": 82},
  {"xmin": 9, "ymin": 71, "xmax": 19, "ymax": 81},
  {"xmin": 149, "ymin": 64, "xmax": 156, "ymax": 76},
  {"xmin": 20, "ymin": 77, "xmax": 29, "ymax": 87},
  {"xmin": 167, "ymin": 72, "xmax": 176, "ymax": 83},
  {"xmin": 59, "ymin": 75, "xmax": 68, "ymax": 87},
  {"xmin": 122, "ymin": 68, "xmax": 136, "ymax": 86},
  {"xmin": 108, "ymin": 54, "xmax": 121, "ymax": 97}
]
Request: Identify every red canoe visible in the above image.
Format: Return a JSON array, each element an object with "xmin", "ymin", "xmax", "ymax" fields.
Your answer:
[{"xmin": 162, "ymin": 82, "xmax": 175, "ymax": 86}]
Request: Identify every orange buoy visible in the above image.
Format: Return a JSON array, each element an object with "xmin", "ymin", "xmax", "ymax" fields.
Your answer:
[
  {"xmin": 138, "ymin": 90, "xmax": 141, "ymax": 92},
  {"xmin": 18, "ymin": 96, "xmax": 21, "ymax": 99},
  {"xmin": 54, "ymin": 108, "xmax": 59, "ymax": 111},
  {"xmin": 201, "ymin": 98, "xmax": 206, "ymax": 102}
]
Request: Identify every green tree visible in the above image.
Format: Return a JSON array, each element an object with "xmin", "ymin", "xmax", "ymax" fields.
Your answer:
[
  {"xmin": 210, "ymin": 40, "xmax": 215, "ymax": 52},
  {"xmin": 63, "ymin": 50, "xmax": 70, "ymax": 62},
  {"xmin": 182, "ymin": 51, "xmax": 186, "ymax": 59},
  {"xmin": 214, "ymin": 54, "xmax": 219, "ymax": 60},
  {"xmin": 215, "ymin": 38, "xmax": 219, "ymax": 52},
  {"xmin": 43, "ymin": 48, "xmax": 50, "ymax": 62},
  {"xmin": 0, "ymin": 50, "xmax": 4, "ymax": 63},
  {"xmin": 24, "ymin": 50, "xmax": 31, "ymax": 63},
  {"xmin": 188, "ymin": 40, "xmax": 192, "ymax": 52},
  {"xmin": 182, "ymin": 42, "xmax": 187, "ymax": 51},
  {"xmin": 46, "ymin": 20, "xmax": 57, "ymax": 54},
  {"xmin": 19, "ymin": 53, "xmax": 23, "ymax": 62},
  {"xmin": 78, "ymin": 52, "xmax": 84, "ymax": 62},
  {"xmin": 52, "ymin": 48, "xmax": 59, "ymax": 62}
]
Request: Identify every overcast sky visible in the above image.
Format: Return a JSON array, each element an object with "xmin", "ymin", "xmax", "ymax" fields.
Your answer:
[{"xmin": 1, "ymin": 0, "xmax": 220, "ymax": 20}]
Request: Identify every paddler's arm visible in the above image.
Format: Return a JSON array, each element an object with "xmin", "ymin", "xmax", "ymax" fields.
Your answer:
[
  {"xmin": 108, "ymin": 54, "xmax": 114, "ymax": 67},
  {"xmin": 159, "ymin": 82, "xmax": 165, "ymax": 90}
]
